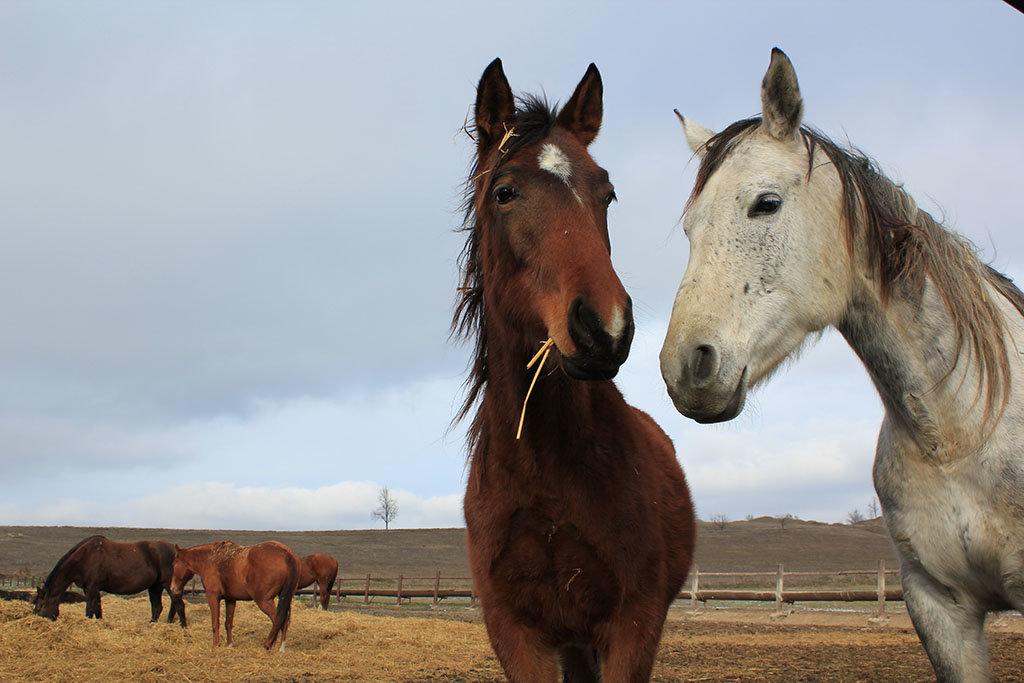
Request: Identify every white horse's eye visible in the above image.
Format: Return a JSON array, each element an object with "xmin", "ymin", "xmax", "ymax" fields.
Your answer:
[{"xmin": 748, "ymin": 192, "xmax": 782, "ymax": 217}]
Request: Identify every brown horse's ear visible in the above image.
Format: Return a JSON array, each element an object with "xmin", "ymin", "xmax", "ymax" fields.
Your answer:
[
  {"xmin": 761, "ymin": 47, "xmax": 803, "ymax": 140},
  {"xmin": 557, "ymin": 63, "xmax": 603, "ymax": 147},
  {"xmin": 474, "ymin": 58, "xmax": 515, "ymax": 151},
  {"xmin": 174, "ymin": 544, "xmax": 181, "ymax": 552}
]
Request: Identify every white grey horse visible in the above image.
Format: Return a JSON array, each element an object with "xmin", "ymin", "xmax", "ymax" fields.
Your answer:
[{"xmin": 660, "ymin": 47, "xmax": 1024, "ymax": 682}]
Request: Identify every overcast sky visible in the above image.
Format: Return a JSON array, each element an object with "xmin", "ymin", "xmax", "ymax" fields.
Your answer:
[{"xmin": 1, "ymin": 1, "xmax": 1021, "ymax": 530}]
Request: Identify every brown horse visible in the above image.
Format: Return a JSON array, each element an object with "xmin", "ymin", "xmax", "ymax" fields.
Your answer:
[
  {"xmin": 169, "ymin": 540, "xmax": 299, "ymax": 650},
  {"xmin": 32, "ymin": 535, "xmax": 185, "ymax": 625},
  {"xmin": 453, "ymin": 58, "xmax": 695, "ymax": 682},
  {"xmin": 297, "ymin": 553, "xmax": 338, "ymax": 610}
]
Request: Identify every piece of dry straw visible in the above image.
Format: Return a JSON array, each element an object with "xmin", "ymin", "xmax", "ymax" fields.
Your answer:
[
  {"xmin": 498, "ymin": 123, "xmax": 518, "ymax": 154},
  {"xmin": 516, "ymin": 337, "xmax": 554, "ymax": 440}
]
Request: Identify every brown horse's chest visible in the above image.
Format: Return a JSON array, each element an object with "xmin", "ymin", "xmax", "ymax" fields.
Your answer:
[{"xmin": 486, "ymin": 506, "xmax": 629, "ymax": 636}]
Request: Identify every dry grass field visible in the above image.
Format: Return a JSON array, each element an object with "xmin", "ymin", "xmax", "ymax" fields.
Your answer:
[
  {"xmin": 3, "ymin": 595, "xmax": 1024, "ymax": 681},
  {"xmin": 10, "ymin": 521, "xmax": 1017, "ymax": 680}
]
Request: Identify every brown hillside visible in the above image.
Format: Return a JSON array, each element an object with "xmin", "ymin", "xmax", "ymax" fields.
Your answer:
[{"xmin": 1, "ymin": 518, "xmax": 898, "ymax": 578}]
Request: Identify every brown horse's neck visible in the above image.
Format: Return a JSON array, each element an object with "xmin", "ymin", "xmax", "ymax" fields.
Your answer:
[
  {"xmin": 41, "ymin": 565, "xmax": 76, "ymax": 599},
  {"xmin": 182, "ymin": 545, "xmax": 217, "ymax": 571},
  {"xmin": 41, "ymin": 538, "xmax": 93, "ymax": 597},
  {"xmin": 476, "ymin": 305, "xmax": 627, "ymax": 469}
]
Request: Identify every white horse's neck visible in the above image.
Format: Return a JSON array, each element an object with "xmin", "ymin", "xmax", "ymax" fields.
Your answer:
[{"xmin": 839, "ymin": 275, "xmax": 1004, "ymax": 462}]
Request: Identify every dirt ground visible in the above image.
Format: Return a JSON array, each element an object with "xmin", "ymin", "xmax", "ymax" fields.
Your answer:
[{"xmin": 2, "ymin": 596, "xmax": 1022, "ymax": 681}]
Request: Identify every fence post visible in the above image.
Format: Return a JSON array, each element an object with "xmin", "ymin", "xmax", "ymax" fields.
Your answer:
[
  {"xmin": 690, "ymin": 565, "xmax": 699, "ymax": 610},
  {"xmin": 432, "ymin": 571, "xmax": 441, "ymax": 608},
  {"xmin": 396, "ymin": 574, "xmax": 404, "ymax": 605},
  {"xmin": 775, "ymin": 563, "xmax": 784, "ymax": 613},
  {"xmin": 877, "ymin": 559, "xmax": 886, "ymax": 617},
  {"xmin": 363, "ymin": 573, "xmax": 371, "ymax": 604}
]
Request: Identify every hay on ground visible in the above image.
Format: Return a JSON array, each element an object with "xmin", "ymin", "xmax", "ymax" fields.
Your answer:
[{"xmin": 0, "ymin": 595, "xmax": 501, "ymax": 682}]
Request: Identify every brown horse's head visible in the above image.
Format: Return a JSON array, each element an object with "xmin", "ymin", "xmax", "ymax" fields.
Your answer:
[
  {"xmin": 31, "ymin": 585, "xmax": 59, "ymax": 620},
  {"xmin": 168, "ymin": 544, "xmax": 196, "ymax": 599},
  {"xmin": 463, "ymin": 59, "xmax": 632, "ymax": 381}
]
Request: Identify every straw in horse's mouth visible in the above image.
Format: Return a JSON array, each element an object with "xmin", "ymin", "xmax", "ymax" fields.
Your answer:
[{"xmin": 516, "ymin": 337, "xmax": 554, "ymax": 440}]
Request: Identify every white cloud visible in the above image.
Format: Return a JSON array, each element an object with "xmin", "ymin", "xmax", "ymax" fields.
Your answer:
[
  {"xmin": 618, "ymin": 321, "xmax": 881, "ymax": 523},
  {"xmin": 0, "ymin": 481, "xmax": 464, "ymax": 531}
]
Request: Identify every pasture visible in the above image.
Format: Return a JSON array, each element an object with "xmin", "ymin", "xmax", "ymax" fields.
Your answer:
[{"xmin": 3, "ymin": 595, "xmax": 1023, "ymax": 681}]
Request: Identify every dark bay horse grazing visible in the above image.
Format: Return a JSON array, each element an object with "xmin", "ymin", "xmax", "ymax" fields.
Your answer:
[
  {"xmin": 661, "ymin": 48, "xmax": 1024, "ymax": 682},
  {"xmin": 170, "ymin": 540, "xmax": 299, "ymax": 650},
  {"xmin": 454, "ymin": 58, "xmax": 695, "ymax": 681},
  {"xmin": 297, "ymin": 553, "xmax": 338, "ymax": 610},
  {"xmin": 32, "ymin": 535, "xmax": 184, "ymax": 625}
]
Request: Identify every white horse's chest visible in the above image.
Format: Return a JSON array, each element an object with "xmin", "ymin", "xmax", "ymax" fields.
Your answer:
[{"xmin": 875, "ymin": 425, "xmax": 1024, "ymax": 604}]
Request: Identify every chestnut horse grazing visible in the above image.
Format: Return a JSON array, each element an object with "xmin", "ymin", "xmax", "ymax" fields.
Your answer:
[
  {"xmin": 170, "ymin": 541, "xmax": 299, "ymax": 651},
  {"xmin": 32, "ymin": 535, "xmax": 184, "ymax": 625},
  {"xmin": 297, "ymin": 553, "xmax": 338, "ymax": 610},
  {"xmin": 662, "ymin": 48, "xmax": 1024, "ymax": 682},
  {"xmin": 454, "ymin": 58, "xmax": 695, "ymax": 682}
]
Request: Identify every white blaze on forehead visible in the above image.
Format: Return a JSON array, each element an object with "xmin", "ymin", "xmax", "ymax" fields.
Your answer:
[
  {"xmin": 538, "ymin": 143, "xmax": 572, "ymax": 183},
  {"xmin": 538, "ymin": 143, "xmax": 582, "ymax": 203}
]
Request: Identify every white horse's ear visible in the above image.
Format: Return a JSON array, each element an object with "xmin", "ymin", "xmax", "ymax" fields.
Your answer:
[
  {"xmin": 674, "ymin": 109, "xmax": 715, "ymax": 158},
  {"xmin": 760, "ymin": 47, "xmax": 803, "ymax": 140}
]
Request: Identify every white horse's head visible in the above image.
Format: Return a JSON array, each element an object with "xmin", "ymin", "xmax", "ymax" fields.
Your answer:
[{"xmin": 660, "ymin": 49, "xmax": 855, "ymax": 423}]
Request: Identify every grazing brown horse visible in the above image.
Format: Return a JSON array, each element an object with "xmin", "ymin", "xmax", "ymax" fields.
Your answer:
[
  {"xmin": 31, "ymin": 535, "xmax": 185, "ymax": 625},
  {"xmin": 169, "ymin": 540, "xmax": 299, "ymax": 651},
  {"xmin": 453, "ymin": 58, "xmax": 695, "ymax": 682},
  {"xmin": 297, "ymin": 553, "xmax": 338, "ymax": 610}
]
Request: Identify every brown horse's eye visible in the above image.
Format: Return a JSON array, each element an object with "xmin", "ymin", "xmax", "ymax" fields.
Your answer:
[
  {"xmin": 494, "ymin": 185, "xmax": 518, "ymax": 205},
  {"xmin": 604, "ymin": 190, "xmax": 617, "ymax": 207}
]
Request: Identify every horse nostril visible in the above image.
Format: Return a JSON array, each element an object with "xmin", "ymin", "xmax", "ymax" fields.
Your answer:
[
  {"xmin": 689, "ymin": 344, "xmax": 718, "ymax": 384},
  {"xmin": 568, "ymin": 297, "xmax": 603, "ymax": 349}
]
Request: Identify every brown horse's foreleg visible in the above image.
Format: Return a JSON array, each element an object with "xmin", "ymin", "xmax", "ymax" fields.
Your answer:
[
  {"xmin": 482, "ymin": 602, "xmax": 560, "ymax": 682},
  {"xmin": 599, "ymin": 599, "xmax": 667, "ymax": 682},
  {"xmin": 148, "ymin": 585, "xmax": 163, "ymax": 622},
  {"xmin": 85, "ymin": 587, "xmax": 102, "ymax": 619},
  {"xmin": 224, "ymin": 599, "xmax": 236, "ymax": 647},
  {"xmin": 206, "ymin": 593, "xmax": 221, "ymax": 647},
  {"xmin": 168, "ymin": 590, "xmax": 186, "ymax": 627}
]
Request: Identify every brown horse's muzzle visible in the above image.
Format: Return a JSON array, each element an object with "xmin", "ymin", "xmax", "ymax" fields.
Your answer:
[{"xmin": 561, "ymin": 295, "xmax": 634, "ymax": 380}]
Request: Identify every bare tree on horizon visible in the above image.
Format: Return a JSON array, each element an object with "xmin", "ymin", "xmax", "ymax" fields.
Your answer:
[
  {"xmin": 371, "ymin": 487, "xmax": 399, "ymax": 530},
  {"xmin": 776, "ymin": 513, "xmax": 794, "ymax": 529}
]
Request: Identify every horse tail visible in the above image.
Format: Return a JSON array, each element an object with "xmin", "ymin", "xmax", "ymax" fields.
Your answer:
[
  {"xmin": 265, "ymin": 551, "xmax": 299, "ymax": 649},
  {"xmin": 322, "ymin": 557, "xmax": 339, "ymax": 609}
]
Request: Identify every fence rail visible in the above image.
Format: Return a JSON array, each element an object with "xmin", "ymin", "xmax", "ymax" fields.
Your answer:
[{"xmin": 2, "ymin": 561, "xmax": 903, "ymax": 615}]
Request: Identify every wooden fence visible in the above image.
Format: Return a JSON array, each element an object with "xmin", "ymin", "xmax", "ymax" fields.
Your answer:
[
  {"xmin": 2, "ymin": 561, "xmax": 903, "ymax": 615},
  {"xmin": 684, "ymin": 560, "xmax": 901, "ymax": 616}
]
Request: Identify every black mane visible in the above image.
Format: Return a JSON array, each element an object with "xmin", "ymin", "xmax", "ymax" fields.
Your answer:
[
  {"xmin": 42, "ymin": 535, "xmax": 100, "ymax": 591},
  {"xmin": 451, "ymin": 94, "xmax": 560, "ymax": 453}
]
